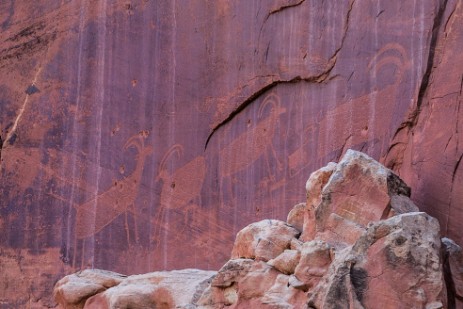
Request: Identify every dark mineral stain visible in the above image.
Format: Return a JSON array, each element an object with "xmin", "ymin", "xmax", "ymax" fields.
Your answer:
[
  {"xmin": 25, "ymin": 84, "xmax": 40, "ymax": 95},
  {"xmin": 326, "ymin": 265, "xmax": 350, "ymax": 307},
  {"xmin": 8, "ymin": 133, "xmax": 16, "ymax": 145},
  {"xmin": 350, "ymin": 266, "xmax": 368, "ymax": 303},
  {"xmin": 1, "ymin": 0, "xmax": 14, "ymax": 30},
  {"xmin": 60, "ymin": 242, "xmax": 71, "ymax": 264}
]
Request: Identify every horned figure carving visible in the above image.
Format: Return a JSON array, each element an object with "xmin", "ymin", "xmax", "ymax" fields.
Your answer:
[
  {"xmin": 74, "ymin": 134, "xmax": 153, "ymax": 241},
  {"xmin": 152, "ymin": 144, "xmax": 206, "ymax": 244},
  {"xmin": 310, "ymin": 43, "xmax": 410, "ymax": 162},
  {"xmin": 214, "ymin": 93, "xmax": 286, "ymax": 221},
  {"xmin": 219, "ymin": 92, "xmax": 286, "ymax": 178}
]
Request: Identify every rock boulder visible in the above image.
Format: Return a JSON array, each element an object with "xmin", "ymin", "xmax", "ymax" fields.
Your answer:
[{"xmin": 231, "ymin": 220, "xmax": 300, "ymax": 262}]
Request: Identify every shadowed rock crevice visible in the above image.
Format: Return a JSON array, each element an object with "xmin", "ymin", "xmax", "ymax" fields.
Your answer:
[
  {"xmin": 392, "ymin": 0, "xmax": 449, "ymax": 138},
  {"xmin": 452, "ymin": 152, "xmax": 463, "ymax": 182},
  {"xmin": 265, "ymin": 0, "xmax": 306, "ymax": 22},
  {"xmin": 385, "ymin": 0, "xmax": 451, "ymax": 173},
  {"xmin": 0, "ymin": 135, "xmax": 3, "ymax": 165},
  {"xmin": 350, "ymin": 266, "xmax": 368, "ymax": 303},
  {"xmin": 411, "ymin": 0, "xmax": 449, "ymax": 124},
  {"xmin": 205, "ymin": 72, "xmax": 335, "ymax": 150}
]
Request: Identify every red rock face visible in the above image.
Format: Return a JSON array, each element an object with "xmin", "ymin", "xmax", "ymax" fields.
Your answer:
[
  {"xmin": 0, "ymin": 0, "xmax": 461, "ymax": 306},
  {"xmin": 383, "ymin": 0, "xmax": 463, "ymax": 247}
]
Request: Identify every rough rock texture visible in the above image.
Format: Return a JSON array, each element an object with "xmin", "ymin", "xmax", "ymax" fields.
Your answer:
[
  {"xmin": 55, "ymin": 269, "xmax": 216, "ymax": 309},
  {"xmin": 2, "ymin": 1, "xmax": 463, "ymax": 307},
  {"xmin": 314, "ymin": 149, "xmax": 413, "ymax": 247},
  {"xmin": 442, "ymin": 237, "xmax": 463, "ymax": 308},
  {"xmin": 286, "ymin": 202, "xmax": 305, "ymax": 232},
  {"xmin": 231, "ymin": 220, "xmax": 300, "ymax": 262},
  {"xmin": 54, "ymin": 150, "xmax": 462, "ymax": 308},
  {"xmin": 54, "ymin": 269, "xmax": 126, "ymax": 309},
  {"xmin": 301, "ymin": 162, "xmax": 337, "ymax": 241},
  {"xmin": 307, "ymin": 212, "xmax": 444, "ymax": 309}
]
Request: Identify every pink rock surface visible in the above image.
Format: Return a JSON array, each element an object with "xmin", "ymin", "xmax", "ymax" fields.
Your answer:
[
  {"xmin": 301, "ymin": 162, "xmax": 337, "ymax": 241},
  {"xmin": 231, "ymin": 219, "xmax": 300, "ymax": 262},
  {"xmin": 313, "ymin": 150, "xmax": 411, "ymax": 247},
  {"xmin": 267, "ymin": 249, "xmax": 301, "ymax": 275},
  {"xmin": 54, "ymin": 269, "xmax": 126, "ymax": 309},
  {"xmin": 286, "ymin": 202, "xmax": 305, "ymax": 232}
]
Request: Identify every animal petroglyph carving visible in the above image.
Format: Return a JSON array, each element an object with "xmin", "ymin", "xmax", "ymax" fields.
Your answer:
[
  {"xmin": 318, "ymin": 43, "xmax": 409, "ymax": 155},
  {"xmin": 74, "ymin": 134, "xmax": 153, "ymax": 240},
  {"xmin": 219, "ymin": 92, "xmax": 286, "ymax": 178},
  {"xmin": 152, "ymin": 144, "xmax": 206, "ymax": 243},
  {"xmin": 289, "ymin": 43, "xmax": 410, "ymax": 175},
  {"xmin": 216, "ymin": 93, "xmax": 286, "ymax": 224}
]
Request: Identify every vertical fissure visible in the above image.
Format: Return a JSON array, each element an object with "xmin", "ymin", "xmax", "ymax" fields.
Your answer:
[
  {"xmin": 0, "ymin": 134, "xmax": 3, "ymax": 165},
  {"xmin": 409, "ymin": 0, "xmax": 449, "ymax": 127}
]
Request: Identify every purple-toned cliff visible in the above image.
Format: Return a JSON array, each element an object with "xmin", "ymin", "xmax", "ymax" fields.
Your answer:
[{"xmin": 1, "ymin": 1, "xmax": 462, "ymax": 307}]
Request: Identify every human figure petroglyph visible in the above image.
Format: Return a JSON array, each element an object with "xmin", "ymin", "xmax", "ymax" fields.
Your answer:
[{"xmin": 74, "ymin": 134, "xmax": 153, "ymax": 242}]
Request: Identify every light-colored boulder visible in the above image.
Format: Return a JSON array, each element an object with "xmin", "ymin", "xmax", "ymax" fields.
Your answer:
[
  {"xmin": 301, "ymin": 162, "xmax": 337, "ymax": 241},
  {"xmin": 288, "ymin": 274, "xmax": 308, "ymax": 291},
  {"xmin": 231, "ymin": 220, "xmax": 300, "ymax": 262},
  {"xmin": 84, "ymin": 269, "xmax": 215, "ymax": 309},
  {"xmin": 293, "ymin": 240, "xmax": 333, "ymax": 291},
  {"xmin": 211, "ymin": 258, "xmax": 255, "ymax": 288},
  {"xmin": 54, "ymin": 269, "xmax": 126, "ymax": 309},
  {"xmin": 260, "ymin": 274, "xmax": 307, "ymax": 308},
  {"xmin": 267, "ymin": 249, "xmax": 301, "ymax": 275},
  {"xmin": 442, "ymin": 237, "xmax": 463, "ymax": 307},
  {"xmin": 314, "ymin": 150, "xmax": 412, "ymax": 247},
  {"xmin": 286, "ymin": 202, "xmax": 305, "ymax": 232},
  {"xmin": 199, "ymin": 260, "xmax": 280, "ymax": 307},
  {"xmin": 290, "ymin": 238, "xmax": 304, "ymax": 251}
]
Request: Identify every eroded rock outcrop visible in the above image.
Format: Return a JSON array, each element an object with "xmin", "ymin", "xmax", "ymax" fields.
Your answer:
[{"xmin": 54, "ymin": 150, "xmax": 460, "ymax": 308}]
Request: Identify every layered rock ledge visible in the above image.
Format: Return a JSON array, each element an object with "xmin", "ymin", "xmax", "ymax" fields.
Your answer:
[{"xmin": 54, "ymin": 150, "xmax": 463, "ymax": 308}]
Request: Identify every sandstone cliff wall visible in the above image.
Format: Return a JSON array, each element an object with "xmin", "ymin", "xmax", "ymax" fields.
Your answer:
[{"xmin": 1, "ymin": 0, "xmax": 462, "ymax": 307}]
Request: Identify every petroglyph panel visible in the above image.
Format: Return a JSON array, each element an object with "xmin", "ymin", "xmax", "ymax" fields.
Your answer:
[{"xmin": 0, "ymin": 1, "xmax": 455, "ymax": 307}]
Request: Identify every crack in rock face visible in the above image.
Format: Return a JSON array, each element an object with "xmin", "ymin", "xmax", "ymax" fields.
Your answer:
[{"xmin": 54, "ymin": 150, "xmax": 455, "ymax": 308}]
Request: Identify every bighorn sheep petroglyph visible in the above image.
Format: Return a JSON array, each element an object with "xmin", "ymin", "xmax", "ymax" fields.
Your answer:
[
  {"xmin": 74, "ymin": 134, "xmax": 153, "ymax": 242},
  {"xmin": 152, "ymin": 144, "xmax": 206, "ymax": 245},
  {"xmin": 219, "ymin": 92, "xmax": 286, "ymax": 178}
]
